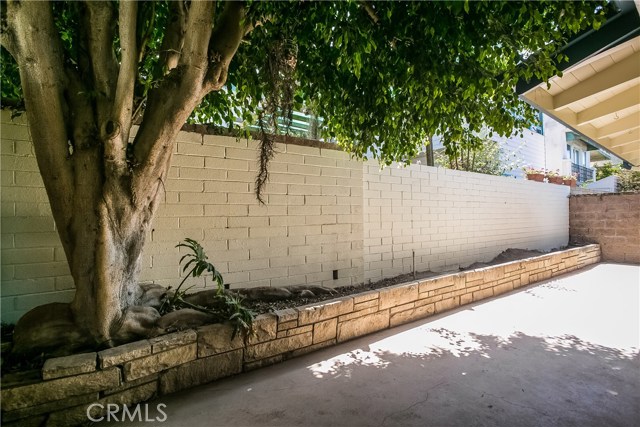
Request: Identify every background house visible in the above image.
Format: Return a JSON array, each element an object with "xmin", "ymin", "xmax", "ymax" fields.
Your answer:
[
  {"xmin": 420, "ymin": 112, "xmax": 626, "ymax": 185},
  {"xmin": 517, "ymin": 2, "xmax": 639, "ymax": 171}
]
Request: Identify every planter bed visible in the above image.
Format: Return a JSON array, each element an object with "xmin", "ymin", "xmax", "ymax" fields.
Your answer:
[{"xmin": 0, "ymin": 244, "xmax": 601, "ymax": 426}]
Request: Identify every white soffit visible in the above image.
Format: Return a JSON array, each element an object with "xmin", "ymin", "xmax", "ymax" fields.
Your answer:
[{"xmin": 522, "ymin": 36, "xmax": 640, "ymax": 166}]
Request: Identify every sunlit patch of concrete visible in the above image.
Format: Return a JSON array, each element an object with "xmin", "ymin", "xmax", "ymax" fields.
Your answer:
[
  {"xmin": 310, "ymin": 348, "xmax": 391, "ymax": 379},
  {"xmin": 308, "ymin": 263, "xmax": 639, "ymax": 379}
]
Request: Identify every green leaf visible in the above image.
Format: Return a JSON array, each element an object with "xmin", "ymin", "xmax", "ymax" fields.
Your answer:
[{"xmin": 2, "ymin": 0, "xmax": 613, "ymax": 257}]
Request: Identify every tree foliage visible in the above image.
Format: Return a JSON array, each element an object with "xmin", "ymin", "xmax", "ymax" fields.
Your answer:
[
  {"xmin": 2, "ymin": 1, "xmax": 608, "ymax": 167},
  {"xmin": 595, "ymin": 162, "xmax": 622, "ymax": 181},
  {"xmin": 596, "ymin": 163, "xmax": 640, "ymax": 192},
  {"xmin": 617, "ymin": 170, "xmax": 640, "ymax": 192},
  {"xmin": 434, "ymin": 136, "xmax": 521, "ymax": 176}
]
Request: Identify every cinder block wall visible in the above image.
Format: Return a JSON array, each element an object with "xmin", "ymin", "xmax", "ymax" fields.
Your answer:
[
  {"xmin": 569, "ymin": 193, "xmax": 640, "ymax": 264},
  {"xmin": 1, "ymin": 110, "xmax": 570, "ymax": 322},
  {"xmin": 0, "ymin": 112, "xmax": 363, "ymax": 322},
  {"xmin": 1, "ymin": 113, "xmax": 77, "ymax": 323},
  {"xmin": 363, "ymin": 163, "xmax": 570, "ymax": 282},
  {"xmin": 143, "ymin": 130, "xmax": 364, "ymax": 291}
]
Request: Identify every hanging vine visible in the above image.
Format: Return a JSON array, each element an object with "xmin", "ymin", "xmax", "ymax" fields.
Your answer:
[{"xmin": 255, "ymin": 36, "xmax": 298, "ymax": 203}]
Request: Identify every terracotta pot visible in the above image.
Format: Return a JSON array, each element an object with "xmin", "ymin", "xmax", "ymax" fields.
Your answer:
[
  {"xmin": 526, "ymin": 173, "xmax": 544, "ymax": 182},
  {"xmin": 548, "ymin": 176, "xmax": 564, "ymax": 185},
  {"xmin": 563, "ymin": 179, "xmax": 577, "ymax": 187}
]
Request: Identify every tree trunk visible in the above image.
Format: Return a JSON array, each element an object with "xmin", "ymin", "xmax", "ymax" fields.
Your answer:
[
  {"xmin": 426, "ymin": 136, "xmax": 434, "ymax": 166},
  {"xmin": 68, "ymin": 195, "xmax": 153, "ymax": 346},
  {"xmin": 3, "ymin": 0, "xmax": 249, "ymax": 352}
]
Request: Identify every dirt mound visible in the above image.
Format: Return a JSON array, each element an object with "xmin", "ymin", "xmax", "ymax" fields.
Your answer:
[{"xmin": 465, "ymin": 248, "xmax": 545, "ymax": 270}]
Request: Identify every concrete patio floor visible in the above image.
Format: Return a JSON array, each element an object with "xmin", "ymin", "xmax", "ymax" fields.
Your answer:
[{"xmin": 109, "ymin": 263, "xmax": 640, "ymax": 427}]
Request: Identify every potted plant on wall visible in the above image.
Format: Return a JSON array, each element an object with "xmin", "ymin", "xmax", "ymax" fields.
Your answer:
[
  {"xmin": 547, "ymin": 169, "xmax": 564, "ymax": 185},
  {"xmin": 523, "ymin": 166, "xmax": 545, "ymax": 182},
  {"xmin": 562, "ymin": 174, "xmax": 577, "ymax": 187}
]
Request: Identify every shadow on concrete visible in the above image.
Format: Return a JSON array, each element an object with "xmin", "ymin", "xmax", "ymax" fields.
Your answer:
[{"xmin": 303, "ymin": 330, "xmax": 638, "ymax": 427}]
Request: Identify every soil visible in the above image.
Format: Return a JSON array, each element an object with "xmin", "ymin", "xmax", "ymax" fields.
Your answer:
[{"xmin": 243, "ymin": 247, "xmax": 548, "ymax": 315}]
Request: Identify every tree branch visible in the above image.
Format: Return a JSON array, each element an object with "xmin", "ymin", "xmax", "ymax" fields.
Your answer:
[
  {"xmin": 131, "ymin": 1, "xmax": 220, "ymax": 202},
  {"xmin": 83, "ymin": 1, "xmax": 118, "ymax": 121},
  {"xmin": 131, "ymin": 2, "xmax": 216, "ymax": 199},
  {"xmin": 130, "ymin": 2, "xmax": 248, "ymax": 205},
  {"xmin": 359, "ymin": 1, "xmax": 379, "ymax": 25},
  {"xmin": 179, "ymin": 0, "xmax": 217, "ymax": 83},
  {"xmin": 3, "ymin": 0, "xmax": 75, "ymax": 253},
  {"xmin": 63, "ymin": 66, "xmax": 94, "ymax": 151},
  {"xmin": 158, "ymin": 0, "xmax": 188, "ymax": 74},
  {"xmin": 203, "ymin": 1, "xmax": 248, "ymax": 93},
  {"xmin": 107, "ymin": 0, "xmax": 138, "ymax": 175},
  {"xmin": 135, "ymin": 1, "xmax": 156, "ymax": 63}
]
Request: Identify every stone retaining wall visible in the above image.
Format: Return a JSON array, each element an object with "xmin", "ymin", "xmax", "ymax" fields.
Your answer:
[{"xmin": 0, "ymin": 244, "xmax": 600, "ymax": 426}]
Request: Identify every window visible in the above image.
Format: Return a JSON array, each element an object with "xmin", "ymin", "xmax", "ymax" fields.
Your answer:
[
  {"xmin": 570, "ymin": 147, "xmax": 583, "ymax": 166},
  {"xmin": 569, "ymin": 147, "xmax": 588, "ymax": 166}
]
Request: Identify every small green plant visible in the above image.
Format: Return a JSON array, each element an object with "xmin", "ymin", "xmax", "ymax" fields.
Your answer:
[
  {"xmin": 172, "ymin": 238, "xmax": 224, "ymax": 305},
  {"xmin": 225, "ymin": 294, "xmax": 255, "ymax": 333},
  {"xmin": 523, "ymin": 166, "xmax": 545, "ymax": 175},
  {"xmin": 160, "ymin": 238, "xmax": 255, "ymax": 337}
]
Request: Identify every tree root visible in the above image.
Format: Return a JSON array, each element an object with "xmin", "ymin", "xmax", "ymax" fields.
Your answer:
[
  {"xmin": 109, "ymin": 306, "xmax": 162, "ymax": 347},
  {"xmin": 11, "ymin": 303, "xmax": 94, "ymax": 358}
]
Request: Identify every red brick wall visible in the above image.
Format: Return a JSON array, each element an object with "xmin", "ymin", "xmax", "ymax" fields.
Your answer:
[{"xmin": 569, "ymin": 193, "xmax": 640, "ymax": 264}]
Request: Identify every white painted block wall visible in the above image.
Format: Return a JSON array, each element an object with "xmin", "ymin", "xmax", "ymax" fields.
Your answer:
[
  {"xmin": 362, "ymin": 162, "xmax": 569, "ymax": 282},
  {"xmin": 141, "ymin": 132, "xmax": 364, "ymax": 293},
  {"xmin": 0, "ymin": 111, "xmax": 569, "ymax": 322}
]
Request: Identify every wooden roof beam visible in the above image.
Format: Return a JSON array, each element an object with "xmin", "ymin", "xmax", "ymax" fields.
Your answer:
[
  {"xmin": 553, "ymin": 53, "xmax": 640, "ymax": 109},
  {"xmin": 602, "ymin": 128, "xmax": 640, "ymax": 148},
  {"xmin": 576, "ymin": 85, "xmax": 640, "ymax": 125},
  {"xmin": 597, "ymin": 113, "xmax": 640, "ymax": 138}
]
